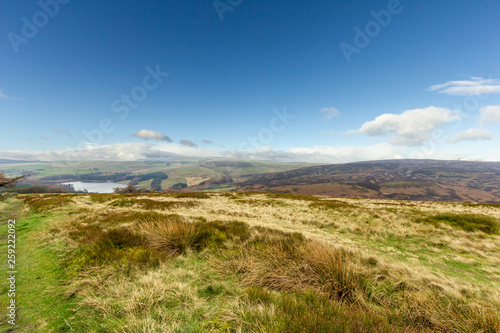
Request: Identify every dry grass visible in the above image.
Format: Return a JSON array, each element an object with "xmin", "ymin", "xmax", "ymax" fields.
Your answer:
[
  {"xmin": 137, "ymin": 217, "xmax": 198, "ymax": 257},
  {"xmin": 214, "ymin": 233, "xmax": 500, "ymax": 332},
  {"xmin": 21, "ymin": 192, "xmax": 500, "ymax": 332}
]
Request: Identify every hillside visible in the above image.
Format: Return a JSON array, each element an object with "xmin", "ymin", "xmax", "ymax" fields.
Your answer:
[
  {"xmin": 237, "ymin": 159, "xmax": 500, "ymax": 203},
  {"xmin": 4, "ymin": 159, "xmax": 500, "ymax": 203},
  {"xmin": 0, "ymin": 158, "xmax": 318, "ymax": 192},
  {"xmin": 1, "ymin": 193, "xmax": 499, "ymax": 332}
]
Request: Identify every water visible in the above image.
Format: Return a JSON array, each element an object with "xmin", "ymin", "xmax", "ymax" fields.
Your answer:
[{"xmin": 62, "ymin": 181, "xmax": 128, "ymax": 194}]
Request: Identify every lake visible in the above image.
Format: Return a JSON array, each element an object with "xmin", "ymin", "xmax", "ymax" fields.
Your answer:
[{"xmin": 62, "ymin": 181, "xmax": 128, "ymax": 193}]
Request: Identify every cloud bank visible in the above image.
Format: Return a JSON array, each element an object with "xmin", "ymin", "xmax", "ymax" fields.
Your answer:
[{"xmin": 0, "ymin": 142, "xmax": 218, "ymax": 162}]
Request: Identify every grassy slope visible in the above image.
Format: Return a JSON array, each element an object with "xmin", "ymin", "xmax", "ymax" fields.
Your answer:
[{"xmin": 1, "ymin": 193, "xmax": 500, "ymax": 332}]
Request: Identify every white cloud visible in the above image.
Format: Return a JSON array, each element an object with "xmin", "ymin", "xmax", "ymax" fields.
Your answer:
[
  {"xmin": 0, "ymin": 142, "xmax": 221, "ymax": 162},
  {"xmin": 223, "ymin": 143, "xmax": 402, "ymax": 163},
  {"xmin": 480, "ymin": 105, "xmax": 500, "ymax": 124},
  {"xmin": 351, "ymin": 107, "xmax": 460, "ymax": 146},
  {"xmin": 448, "ymin": 128, "xmax": 492, "ymax": 143},
  {"xmin": 2, "ymin": 141, "xmax": 499, "ymax": 164},
  {"xmin": 0, "ymin": 89, "xmax": 7, "ymax": 98},
  {"xmin": 131, "ymin": 129, "xmax": 172, "ymax": 142},
  {"xmin": 223, "ymin": 143, "xmax": 489, "ymax": 163},
  {"xmin": 428, "ymin": 77, "xmax": 500, "ymax": 96},
  {"xmin": 288, "ymin": 143, "xmax": 402, "ymax": 163},
  {"xmin": 320, "ymin": 107, "xmax": 339, "ymax": 120}
]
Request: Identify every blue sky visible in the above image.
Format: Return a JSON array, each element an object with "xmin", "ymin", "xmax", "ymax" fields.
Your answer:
[{"xmin": 1, "ymin": 0, "xmax": 500, "ymax": 163}]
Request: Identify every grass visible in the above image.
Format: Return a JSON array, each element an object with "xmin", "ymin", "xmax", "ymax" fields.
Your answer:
[
  {"xmin": 309, "ymin": 200, "xmax": 358, "ymax": 210},
  {"xmin": 137, "ymin": 217, "xmax": 251, "ymax": 256},
  {"xmin": 242, "ymin": 287, "xmax": 415, "ymax": 332},
  {"xmin": 23, "ymin": 194, "xmax": 74, "ymax": 212},
  {"xmin": 416, "ymin": 213, "xmax": 499, "ymax": 234},
  {"xmin": 109, "ymin": 198, "xmax": 200, "ymax": 210},
  {"xmin": 0, "ymin": 201, "xmax": 92, "ymax": 332},
  {"xmin": 2, "ymin": 193, "xmax": 500, "ymax": 332}
]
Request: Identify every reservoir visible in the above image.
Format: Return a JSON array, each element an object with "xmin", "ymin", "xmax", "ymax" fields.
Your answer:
[{"xmin": 62, "ymin": 181, "xmax": 128, "ymax": 193}]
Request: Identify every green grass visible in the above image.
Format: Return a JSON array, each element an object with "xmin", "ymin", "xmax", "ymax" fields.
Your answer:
[
  {"xmin": 0, "ymin": 201, "xmax": 89, "ymax": 331},
  {"xmin": 242, "ymin": 287, "xmax": 414, "ymax": 332},
  {"xmin": 203, "ymin": 186, "xmax": 238, "ymax": 192},
  {"xmin": 136, "ymin": 178, "xmax": 153, "ymax": 188},
  {"xmin": 160, "ymin": 177, "xmax": 187, "ymax": 189},
  {"xmin": 416, "ymin": 213, "xmax": 499, "ymax": 234},
  {"xmin": 23, "ymin": 195, "xmax": 74, "ymax": 213}
]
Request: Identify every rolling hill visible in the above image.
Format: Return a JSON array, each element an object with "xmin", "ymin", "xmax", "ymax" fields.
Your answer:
[{"xmin": 236, "ymin": 159, "xmax": 500, "ymax": 203}]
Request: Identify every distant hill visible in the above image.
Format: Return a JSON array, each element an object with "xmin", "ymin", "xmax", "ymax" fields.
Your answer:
[
  {"xmin": 0, "ymin": 158, "xmax": 41, "ymax": 163},
  {"xmin": 236, "ymin": 159, "xmax": 500, "ymax": 203},
  {"xmin": 0, "ymin": 158, "xmax": 319, "ymax": 191}
]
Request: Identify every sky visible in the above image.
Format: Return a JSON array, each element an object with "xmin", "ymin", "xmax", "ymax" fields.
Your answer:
[{"xmin": 1, "ymin": 0, "xmax": 500, "ymax": 163}]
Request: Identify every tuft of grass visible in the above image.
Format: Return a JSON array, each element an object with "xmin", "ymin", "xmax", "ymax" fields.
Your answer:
[
  {"xmin": 241, "ymin": 238, "xmax": 367, "ymax": 302},
  {"xmin": 23, "ymin": 195, "xmax": 74, "ymax": 212},
  {"xmin": 416, "ymin": 213, "xmax": 499, "ymax": 234},
  {"xmin": 137, "ymin": 217, "xmax": 198, "ymax": 257},
  {"xmin": 66, "ymin": 228, "xmax": 159, "ymax": 273},
  {"xmin": 137, "ymin": 217, "xmax": 251, "ymax": 256}
]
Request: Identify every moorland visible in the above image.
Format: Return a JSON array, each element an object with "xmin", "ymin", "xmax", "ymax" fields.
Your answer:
[{"xmin": 1, "ymin": 191, "xmax": 499, "ymax": 332}]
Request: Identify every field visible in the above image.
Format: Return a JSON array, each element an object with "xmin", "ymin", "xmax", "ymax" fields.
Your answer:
[
  {"xmin": 3, "ymin": 159, "xmax": 500, "ymax": 203},
  {"xmin": 0, "ymin": 159, "xmax": 317, "ymax": 192},
  {"xmin": 1, "ymin": 193, "xmax": 500, "ymax": 332}
]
